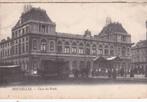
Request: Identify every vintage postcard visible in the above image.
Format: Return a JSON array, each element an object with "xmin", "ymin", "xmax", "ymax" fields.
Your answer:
[{"xmin": 0, "ymin": 0, "xmax": 147, "ymax": 99}]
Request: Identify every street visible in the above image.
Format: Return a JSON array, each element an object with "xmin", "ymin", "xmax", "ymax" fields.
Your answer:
[{"xmin": 0, "ymin": 77, "xmax": 146, "ymax": 87}]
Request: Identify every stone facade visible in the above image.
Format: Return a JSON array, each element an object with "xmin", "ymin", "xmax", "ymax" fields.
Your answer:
[
  {"xmin": 0, "ymin": 6, "xmax": 132, "ymax": 76},
  {"xmin": 131, "ymin": 40, "xmax": 147, "ymax": 76}
]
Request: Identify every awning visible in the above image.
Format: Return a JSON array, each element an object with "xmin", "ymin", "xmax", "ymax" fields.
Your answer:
[
  {"xmin": 93, "ymin": 56, "xmax": 121, "ymax": 62},
  {"xmin": 0, "ymin": 65, "xmax": 20, "ymax": 69},
  {"xmin": 106, "ymin": 56, "xmax": 117, "ymax": 61}
]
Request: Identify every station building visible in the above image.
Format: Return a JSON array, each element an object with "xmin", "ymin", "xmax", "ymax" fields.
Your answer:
[{"xmin": 0, "ymin": 6, "xmax": 133, "ymax": 76}]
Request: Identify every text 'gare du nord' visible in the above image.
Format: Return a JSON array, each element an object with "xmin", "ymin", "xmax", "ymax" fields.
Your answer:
[{"xmin": 0, "ymin": 5, "xmax": 147, "ymax": 80}]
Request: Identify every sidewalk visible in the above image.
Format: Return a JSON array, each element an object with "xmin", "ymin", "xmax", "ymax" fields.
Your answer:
[
  {"xmin": 117, "ymin": 75, "xmax": 147, "ymax": 80},
  {"xmin": 91, "ymin": 75, "xmax": 147, "ymax": 80}
]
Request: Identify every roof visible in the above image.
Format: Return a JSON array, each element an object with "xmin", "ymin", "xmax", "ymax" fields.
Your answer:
[
  {"xmin": 56, "ymin": 32, "xmax": 94, "ymax": 40},
  {"xmin": 132, "ymin": 40, "xmax": 147, "ymax": 49},
  {"xmin": 99, "ymin": 22, "xmax": 128, "ymax": 35},
  {"xmin": 14, "ymin": 7, "xmax": 53, "ymax": 28}
]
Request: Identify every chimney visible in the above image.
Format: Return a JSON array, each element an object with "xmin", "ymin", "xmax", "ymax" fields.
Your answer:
[
  {"xmin": 106, "ymin": 17, "xmax": 112, "ymax": 25},
  {"xmin": 23, "ymin": 4, "xmax": 32, "ymax": 14}
]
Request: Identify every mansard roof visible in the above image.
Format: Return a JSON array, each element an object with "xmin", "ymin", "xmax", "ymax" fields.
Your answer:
[
  {"xmin": 13, "ymin": 7, "xmax": 53, "ymax": 29},
  {"xmin": 99, "ymin": 22, "xmax": 128, "ymax": 35}
]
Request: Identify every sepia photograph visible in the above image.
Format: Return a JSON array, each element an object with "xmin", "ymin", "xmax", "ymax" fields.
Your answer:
[{"xmin": 0, "ymin": 0, "xmax": 147, "ymax": 99}]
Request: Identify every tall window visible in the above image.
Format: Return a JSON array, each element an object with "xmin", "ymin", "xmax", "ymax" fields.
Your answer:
[
  {"xmin": 85, "ymin": 43, "xmax": 90, "ymax": 55},
  {"xmin": 64, "ymin": 41, "xmax": 70, "ymax": 53},
  {"xmin": 22, "ymin": 43, "xmax": 25, "ymax": 53},
  {"xmin": 121, "ymin": 35, "xmax": 126, "ymax": 41},
  {"xmin": 33, "ymin": 40, "xmax": 37, "ymax": 50},
  {"xmin": 71, "ymin": 42, "xmax": 77, "ymax": 54},
  {"xmin": 26, "ymin": 42, "xmax": 29, "ymax": 52},
  {"xmin": 57, "ymin": 41, "xmax": 63, "ymax": 53},
  {"xmin": 104, "ymin": 45, "xmax": 109, "ymax": 56},
  {"xmin": 127, "ymin": 47, "xmax": 130, "ymax": 56},
  {"xmin": 26, "ymin": 26, "xmax": 29, "ymax": 33},
  {"xmin": 39, "ymin": 24, "xmax": 47, "ymax": 33},
  {"xmin": 118, "ymin": 47, "xmax": 121, "ymax": 55},
  {"xmin": 42, "ymin": 25, "xmax": 46, "ymax": 33},
  {"xmin": 122, "ymin": 46, "xmax": 126, "ymax": 56},
  {"xmin": 92, "ymin": 44, "xmax": 96, "ymax": 55},
  {"xmin": 50, "ymin": 41, "xmax": 55, "ymax": 52},
  {"xmin": 110, "ymin": 46, "xmax": 114, "ymax": 56},
  {"xmin": 41, "ymin": 39, "xmax": 47, "ymax": 52},
  {"xmin": 98, "ymin": 45, "xmax": 103, "ymax": 55},
  {"xmin": 22, "ymin": 28, "xmax": 25, "ymax": 35},
  {"xmin": 79, "ymin": 43, "xmax": 84, "ymax": 54},
  {"xmin": 16, "ymin": 45, "xmax": 18, "ymax": 54}
]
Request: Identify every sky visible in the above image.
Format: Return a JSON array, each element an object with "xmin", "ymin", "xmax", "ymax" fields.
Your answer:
[{"xmin": 0, "ymin": 3, "xmax": 147, "ymax": 43}]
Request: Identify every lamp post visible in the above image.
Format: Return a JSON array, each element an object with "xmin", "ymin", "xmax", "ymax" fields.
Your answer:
[{"xmin": 146, "ymin": 21, "xmax": 147, "ymax": 40}]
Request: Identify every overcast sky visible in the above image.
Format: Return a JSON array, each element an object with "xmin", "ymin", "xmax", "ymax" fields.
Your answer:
[{"xmin": 0, "ymin": 3, "xmax": 147, "ymax": 43}]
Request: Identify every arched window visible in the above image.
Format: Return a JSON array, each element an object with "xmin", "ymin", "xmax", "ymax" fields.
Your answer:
[
  {"xmin": 50, "ymin": 41, "xmax": 55, "ymax": 52},
  {"xmin": 110, "ymin": 46, "xmax": 114, "ymax": 56},
  {"xmin": 104, "ymin": 45, "xmax": 109, "ymax": 56},
  {"xmin": 41, "ymin": 39, "xmax": 47, "ymax": 52},
  {"xmin": 92, "ymin": 44, "xmax": 96, "ymax": 55},
  {"xmin": 71, "ymin": 42, "xmax": 77, "ymax": 54},
  {"xmin": 85, "ymin": 43, "xmax": 90, "ymax": 55},
  {"xmin": 57, "ymin": 40, "xmax": 63, "ymax": 53},
  {"xmin": 64, "ymin": 41, "xmax": 70, "ymax": 53},
  {"xmin": 98, "ymin": 45, "xmax": 103, "ymax": 55},
  {"xmin": 79, "ymin": 42, "xmax": 84, "ymax": 54}
]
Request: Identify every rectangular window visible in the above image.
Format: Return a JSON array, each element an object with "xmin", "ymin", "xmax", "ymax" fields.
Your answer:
[
  {"xmin": 42, "ymin": 25, "xmax": 46, "ymax": 33},
  {"xmin": 22, "ymin": 28, "xmax": 25, "ymax": 35},
  {"xmin": 121, "ymin": 36, "xmax": 126, "ymax": 41},
  {"xmin": 64, "ymin": 47, "xmax": 70, "ymax": 53},
  {"xmin": 72, "ymin": 47, "xmax": 77, "ymax": 54},
  {"xmin": 79, "ymin": 48, "xmax": 84, "ymax": 54},
  {"xmin": 33, "ymin": 40, "xmax": 37, "ymax": 50},
  {"xmin": 22, "ymin": 44, "xmax": 25, "ymax": 53},
  {"xmin": 16, "ymin": 45, "xmax": 18, "ymax": 54},
  {"xmin": 26, "ymin": 43, "xmax": 29, "ymax": 52}
]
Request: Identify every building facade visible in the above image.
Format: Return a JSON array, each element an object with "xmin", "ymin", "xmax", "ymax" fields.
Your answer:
[
  {"xmin": 131, "ymin": 40, "xmax": 147, "ymax": 76},
  {"xmin": 0, "ymin": 6, "xmax": 133, "ymax": 76}
]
